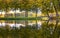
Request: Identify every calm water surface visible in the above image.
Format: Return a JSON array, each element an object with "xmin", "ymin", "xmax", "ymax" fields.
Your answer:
[{"xmin": 0, "ymin": 20, "xmax": 60, "ymax": 28}]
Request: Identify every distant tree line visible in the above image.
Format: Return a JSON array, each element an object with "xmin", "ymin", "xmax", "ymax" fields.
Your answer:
[{"xmin": 0, "ymin": 0, "xmax": 60, "ymax": 17}]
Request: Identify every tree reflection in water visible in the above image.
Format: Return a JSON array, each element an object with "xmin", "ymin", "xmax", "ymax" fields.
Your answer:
[{"xmin": 0, "ymin": 19, "xmax": 60, "ymax": 38}]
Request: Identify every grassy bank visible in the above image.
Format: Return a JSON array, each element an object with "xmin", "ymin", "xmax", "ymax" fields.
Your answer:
[{"xmin": 0, "ymin": 17, "xmax": 42, "ymax": 20}]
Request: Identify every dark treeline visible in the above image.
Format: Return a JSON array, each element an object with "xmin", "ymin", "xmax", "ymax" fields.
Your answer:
[{"xmin": 0, "ymin": 23, "xmax": 60, "ymax": 38}]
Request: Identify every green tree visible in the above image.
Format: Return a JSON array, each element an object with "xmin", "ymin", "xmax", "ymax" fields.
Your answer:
[
  {"xmin": 20, "ymin": 0, "xmax": 34, "ymax": 17},
  {"xmin": 2, "ymin": 0, "xmax": 11, "ymax": 18},
  {"xmin": 41, "ymin": 0, "xmax": 54, "ymax": 17},
  {"xmin": 0, "ymin": 0, "xmax": 5, "ymax": 15},
  {"xmin": 11, "ymin": 0, "xmax": 19, "ymax": 18}
]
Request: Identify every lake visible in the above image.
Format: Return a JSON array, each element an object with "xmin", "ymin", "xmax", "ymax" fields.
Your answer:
[{"xmin": 0, "ymin": 20, "xmax": 60, "ymax": 28}]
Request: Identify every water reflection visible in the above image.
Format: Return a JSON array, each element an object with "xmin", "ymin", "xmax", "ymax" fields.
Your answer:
[
  {"xmin": 0, "ymin": 20, "xmax": 44, "ymax": 28},
  {"xmin": 0, "ymin": 19, "xmax": 60, "ymax": 28}
]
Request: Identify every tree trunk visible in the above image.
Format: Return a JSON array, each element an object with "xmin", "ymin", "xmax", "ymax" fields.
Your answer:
[
  {"xmin": 15, "ymin": 7, "xmax": 16, "ymax": 18},
  {"xmin": 5, "ymin": 8, "xmax": 8, "ymax": 18},
  {"xmin": 53, "ymin": 1, "xmax": 59, "ymax": 18},
  {"xmin": 25, "ymin": 20, "xmax": 28, "ymax": 26},
  {"xmin": 35, "ymin": 8, "xmax": 38, "ymax": 29},
  {"xmin": 47, "ymin": 19, "xmax": 49, "ymax": 25},
  {"xmin": 36, "ymin": 9, "xmax": 37, "ymax": 18},
  {"xmin": 0, "ymin": 10, "xmax": 2, "ymax": 17},
  {"xmin": 46, "ymin": 12, "xmax": 49, "ymax": 18},
  {"xmin": 15, "ymin": 20, "xmax": 16, "ymax": 29},
  {"xmin": 51, "ymin": 2, "xmax": 59, "ymax": 38},
  {"xmin": 36, "ymin": 20, "xmax": 38, "ymax": 29},
  {"xmin": 53, "ymin": 19, "xmax": 59, "ymax": 38},
  {"xmin": 36, "ymin": 8, "xmax": 38, "ymax": 18},
  {"xmin": 25, "ymin": 10, "xmax": 28, "ymax": 26},
  {"xmin": 25, "ymin": 10, "xmax": 28, "ymax": 17}
]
